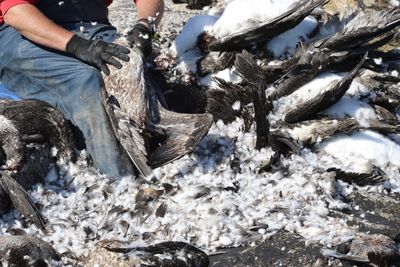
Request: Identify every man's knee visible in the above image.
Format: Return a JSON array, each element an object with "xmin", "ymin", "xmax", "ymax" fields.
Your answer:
[
  {"xmin": 62, "ymin": 65, "xmax": 106, "ymax": 125},
  {"xmin": 74, "ymin": 66, "xmax": 104, "ymax": 99}
]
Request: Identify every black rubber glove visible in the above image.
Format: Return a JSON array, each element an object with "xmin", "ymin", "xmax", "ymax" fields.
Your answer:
[
  {"xmin": 66, "ymin": 34, "xmax": 130, "ymax": 75},
  {"xmin": 126, "ymin": 22, "xmax": 153, "ymax": 58}
]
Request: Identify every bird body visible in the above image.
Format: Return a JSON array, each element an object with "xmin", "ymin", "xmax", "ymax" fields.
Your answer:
[{"xmin": 103, "ymin": 46, "xmax": 213, "ymax": 177}]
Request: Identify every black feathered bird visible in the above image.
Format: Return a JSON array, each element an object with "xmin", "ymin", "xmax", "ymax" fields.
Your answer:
[{"xmin": 0, "ymin": 99, "xmax": 77, "ymax": 229}]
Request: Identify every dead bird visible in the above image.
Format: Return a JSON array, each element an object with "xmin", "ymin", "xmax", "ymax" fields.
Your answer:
[
  {"xmin": 322, "ymin": 233, "xmax": 400, "ymax": 266},
  {"xmin": 237, "ymin": 55, "xmax": 300, "ymax": 159},
  {"xmin": 315, "ymin": 8, "xmax": 400, "ymax": 52},
  {"xmin": 275, "ymin": 117, "xmax": 400, "ymax": 148},
  {"xmin": 284, "ymin": 53, "xmax": 366, "ymax": 123},
  {"xmin": 0, "ymin": 235, "xmax": 60, "ymax": 267},
  {"xmin": 0, "ymin": 115, "xmax": 55, "ymax": 190},
  {"xmin": 268, "ymin": 45, "xmax": 329, "ymax": 101},
  {"xmin": 357, "ymin": 70, "xmax": 400, "ymax": 102},
  {"xmin": 0, "ymin": 99, "xmax": 76, "ymax": 162},
  {"xmin": 86, "ymin": 239, "xmax": 209, "ymax": 267},
  {"xmin": 102, "ymin": 48, "xmax": 213, "ymax": 177},
  {"xmin": 208, "ymin": 0, "xmax": 327, "ymax": 51},
  {"xmin": 271, "ymin": 8, "xmax": 400, "ymax": 101}
]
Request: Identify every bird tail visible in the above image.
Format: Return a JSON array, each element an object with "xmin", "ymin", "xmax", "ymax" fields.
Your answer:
[{"xmin": 147, "ymin": 107, "xmax": 213, "ymax": 168}]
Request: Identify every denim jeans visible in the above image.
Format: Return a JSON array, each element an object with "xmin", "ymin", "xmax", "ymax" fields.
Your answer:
[
  {"xmin": 0, "ymin": 23, "xmax": 134, "ymax": 177},
  {"xmin": 0, "ymin": 82, "xmax": 21, "ymax": 100}
]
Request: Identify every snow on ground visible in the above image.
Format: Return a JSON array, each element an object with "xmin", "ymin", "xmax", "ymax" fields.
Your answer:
[
  {"xmin": 267, "ymin": 16, "xmax": 318, "ymax": 58},
  {"xmin": 170, "ymin": 15, "xmax": 219, "ymax": 56},
  {"xmin": 2, "ymin": 0, "xmax": 400, "ymax": 265},
  {"xmin": 210, "ymin": 0, "xmax": 296, "ymax": 38}
]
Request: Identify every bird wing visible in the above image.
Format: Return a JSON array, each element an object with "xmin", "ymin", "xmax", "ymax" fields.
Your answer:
[
  {"xmin": 284, "ymin": 53, "xmax": 367, "ymax": 123},
  {"xmin": 0, "ymin": 172, "xmax": 46, "ymax": 229},
  {"xmin": 100, "ymin": 89, "xmax": 152, "ymax": 177}
]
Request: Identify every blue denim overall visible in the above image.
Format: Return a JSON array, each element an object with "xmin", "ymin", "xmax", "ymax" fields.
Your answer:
[{"xmin": 0, "ymin": 0, "xmax": 135, "ymax": 177}]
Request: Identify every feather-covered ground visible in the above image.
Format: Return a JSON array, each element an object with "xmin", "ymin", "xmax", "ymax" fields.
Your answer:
[{"xmin": 2, "ymin": 0, "xmax": 400, "ymax": 266}]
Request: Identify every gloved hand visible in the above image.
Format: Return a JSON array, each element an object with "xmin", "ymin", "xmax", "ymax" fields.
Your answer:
[
  {"xmin": 126, "ymin": 21, "xmax": 153, "ymax": 58},
  {"xmin": 66, "ymin": 34, "xmax": 130, "ymax": 75}
]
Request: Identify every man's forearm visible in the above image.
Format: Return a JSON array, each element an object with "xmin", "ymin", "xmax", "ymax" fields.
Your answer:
[
  {"xmin": 3, "ymin": 4, "xmax": 73, "ymax": 51},
  {"xmin": 136, "ymin": 0, "xmax": 164, "ymax": 26}
]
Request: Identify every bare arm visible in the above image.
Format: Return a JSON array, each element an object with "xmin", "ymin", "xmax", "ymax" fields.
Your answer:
[
  {"xmin": 3, "ymin": 4, "xmax": 73, "ymax": 51},
  {"xmin": 136, "ymin": 0, "xmax": 164, "ymax": 26}
]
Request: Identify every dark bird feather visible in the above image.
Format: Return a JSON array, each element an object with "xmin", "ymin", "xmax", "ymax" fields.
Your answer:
[
  {"xmin": 106, "ymin": 241, "xmax": 209, "ymax": 267},
  {"xmin": 0, "ymin": 172, "xmax": 46, "ymax": 229},
  {"xmin": 197, "ymin": 51, "xmax": 236, "ymax": 77},
  {"xmin": 234, "ymin": 50, "xmax": 291, "ymax": 85},
  {"xmin": 205, "ymin": 77, "xmax": 253, "ymax": 124},
  {"xmin": 0, "ymin": 115, "xmax": 24, "ymax": 170},
  {"xmin": 319, "ymin": 8, "xmax": 400, "ymax": 51},
  {"xmin": 327, "ymin": 166, "xmax": 386, "ymax": 186},
  {"xmin": 276, "ymin": 117, "xmax": 400, "ymax": 148}
]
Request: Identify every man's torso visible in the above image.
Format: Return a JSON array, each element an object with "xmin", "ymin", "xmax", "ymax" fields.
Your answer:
[{"xmin": 0, "ymin": 0, "xmax": 114, "ymax": 24}]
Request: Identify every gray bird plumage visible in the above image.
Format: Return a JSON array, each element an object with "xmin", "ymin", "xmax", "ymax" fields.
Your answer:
[
  {"xmin": 103, "ymin": 47, "xmax": 213, "ymax": 177},
  {"xmin": 197, "ymin": 51, "xmax": 236, "ymax": 77},
  {"xmin": 0, "ymin": 115, "xmax": 24, "ymax": 171}
]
